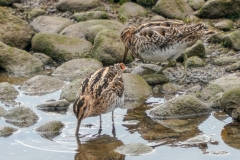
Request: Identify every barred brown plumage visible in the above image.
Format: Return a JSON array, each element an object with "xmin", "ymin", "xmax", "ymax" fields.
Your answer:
[
  {"xmin": 121, "ymin": 20, "xmax": 213, "ymax": 81},
  {"xmin": 73, "ymin": 63, "xmax": 126, "ymax": 136}
]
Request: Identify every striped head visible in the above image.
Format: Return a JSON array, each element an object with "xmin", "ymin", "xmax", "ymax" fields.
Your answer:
[{"xmin": 120, "ymin": 26, "xmax": 137, "ymax": 47}]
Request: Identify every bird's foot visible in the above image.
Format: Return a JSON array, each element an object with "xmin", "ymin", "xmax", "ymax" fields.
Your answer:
[{"xmin": 174, "ymin": 73, "xmax": 187, "ymax": 83}]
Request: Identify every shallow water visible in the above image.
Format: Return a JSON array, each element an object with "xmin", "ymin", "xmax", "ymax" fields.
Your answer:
[{"xmin": 1, "ymin": 72, "xmax": 240, "ymax": 160}]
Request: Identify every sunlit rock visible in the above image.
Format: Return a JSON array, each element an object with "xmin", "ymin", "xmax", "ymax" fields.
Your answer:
[
  {"xmin": 36, "ymin": 99, "xmax": 70, "ymax": 112},
  {"xmin": 0, "ymin": 126, "xmax": 18, "ymax": 137},
  {"xmin": 0, "ymin": 82, "xmax": 19, "ymax": 104}
]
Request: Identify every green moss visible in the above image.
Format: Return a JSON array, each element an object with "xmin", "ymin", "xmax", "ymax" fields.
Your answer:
[{"xmin": 222, "ymin": 39, "xmax": 232, "ymax": 48}]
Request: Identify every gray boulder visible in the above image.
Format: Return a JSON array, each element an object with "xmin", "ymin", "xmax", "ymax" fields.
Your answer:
[
  {"xmin": 0, "ymin": 82, "xmax": 19, "ymax": 103},
  {"xmin": 142, "ymin": 74, "xmax": 169, "ymax": 85},
  {"xmin": 52, "ymin": 58, "xmax": 102, "ymax": 81},
  {"xmin": 56, "ymin": 0, "xmax": 100, "ymax": 12},
  {"xmin": 0, "ymin": 126, "xmax": 17, "ymax": 137},
  {"xmin": 27, "ymin": 8, "xmax": 46, "ymax": 20},
  {"xmin": 214, "ymin": 19, "xmax": 233, "ymax": 31},
  {"xmin": 0, "ymin": 106, "xmax": 6, "ymax": 117},
  {"xmin": 21, "ymin": 75, "xmax": 65, "ymax": 95},
  {"xmin": 36, "ymin": 99, "xmax": 70, "ymax": 112},
  {"xmin": 60, "ymin": 79, "xmax": 82, "ymax": 102},
  {"xmin": 30, "ymin": 16, "xmax": 74, "ymax": 34},
  {"xmin": 153, "ymin": 0, "xmax": 193, "ymax": 19},
  {"xmin": 199, "ymin": 83, "xmax": 223, "ymax": 100},
  {"xmin": 0, "ymin": 7, "xmax": 34, "ymax": 49},
  {"xmin": 4, "ymin": 106, "xmax": 38, "ymax": 127},
  {"xmin": 0, "ymin": 42, "xmax": 43, "ymax": 74},
  {"xmin": 187, "ymin": 56, "xmax": 205, "ymax": 67},
  {"xmin": 32, "ymin": 32, "xmax": 92, "ymax": 62},
  {"xmin": 147, "ymin": 95, "xmax": 210, "ymax": 118},
  {"xmin": 187, "ymin": 0, "xmax": 205, "ymax": 10},
  {"xmin": 213, "ymin": 56, "xmax": 239, "ymax": 66},
  {"xmin": 33, "ymin": 53, "xmax": 56, "ymax": 66},
  {"xmin": 73, "ymin": 11, "xmax": 109, "ymax": 22},
  {"xmin": 226, "ymin": 61, "xmax": 240, "ymax": 72},
  {"xmin": 222, "ymin": 29, "xmax": 240, "ymax": 50},
  {"xmin": 209, "ymin": 74, "xmax": 240, "ymax": 91}
]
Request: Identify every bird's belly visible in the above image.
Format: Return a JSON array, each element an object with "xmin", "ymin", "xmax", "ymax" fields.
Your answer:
[
  {"xmin": 104, "ymin": 95, "xmax": 124, "ymax": 113},
  {"xmin": 139, "ymin": 42, "xmax": 189, "ymax": 62}
]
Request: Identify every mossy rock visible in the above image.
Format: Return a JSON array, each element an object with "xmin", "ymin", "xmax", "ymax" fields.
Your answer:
[
  {"xmin": 187, "ymin": 56, "xmax": 205, "ymax": 67},
  {"xmin": 207, "ymin": 32, "xmax": 225, "ymax": 44},
  {"xmin": 60, "ymin": 78, "xmax": 82, "ymax": 102},
  {"xmin": 187, "ymin": 0, "xmax": 205, "ymax": 10},
  {"xmin": 56, "ymin": 0, "xmax": 100, "ymax": 12},
  {"xmin": 136, "ymin": 0, "xmax": 158, "ymax": 7},
  {"xmin": 214, "ymin": 19, "xmax": 233, "ymax": 31},
  {"xmin": 226, "ymin": 61, "xmax": 240, "ymax": 72},
  {"xmin": 73, "ymin": 11, "xmax": 109, "ymax": 22},
  {"xmin": 222, "ymin": 29, "xmax": 240, "ymax": 51},
  {"xmin": 91, "ymin": 29, "xmax": 132, "ymax": 65},
  {"xmin": 27, "ymin": 8, "xmax": 45, "ymax": 20},
  {"xmin": 142, "ymin": 74, "xmax": 169, "ymax": 85},
  {"xmin": 184, "ymin": 40, "xmax": 205, "ymax": 58},
  {"xmin": 0, "ymin": 0, "xmax": 15, "ymax": 6},
  {"xmin": 32, "ymin": 32, "xmax": 92, "ymax": 62},
  {"xmin": 213, "ymin": 56, "xmax": 238, "ymax": 66},
  {"xmin": 199, "ymin": 83, "xmax": 223, "ymax": 100},
  {"xmin": 0, "ymin": 126, "xmax": 17, "ymax": 137},
  {"xmin": 0, "ymin": 82, "xmax": 19, "ymax": 102}
]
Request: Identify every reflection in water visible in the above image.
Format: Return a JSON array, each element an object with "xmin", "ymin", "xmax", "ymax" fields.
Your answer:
[
  {"xmin": 222, "ymin": 121, "xmax": 240, "ymax": 149},
  {"xmin": 75, "ymin": 134, "xmax": 125, "ymax": 160}
]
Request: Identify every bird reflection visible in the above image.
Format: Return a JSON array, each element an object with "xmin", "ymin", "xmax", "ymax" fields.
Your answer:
[{"xmin": 75, "ymin": 134, "xmax": 125, "ymax": 160}]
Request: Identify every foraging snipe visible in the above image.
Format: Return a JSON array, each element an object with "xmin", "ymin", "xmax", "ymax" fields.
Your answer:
[
  {"xmin": 73, "ymin": 63, "xmax": 126, "ymax": 136},
  {"xmin": 121, "ymin": 20, "xmax": 211, "ymax": 81}
]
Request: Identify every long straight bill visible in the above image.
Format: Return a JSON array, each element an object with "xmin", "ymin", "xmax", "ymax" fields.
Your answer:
[
  {"xmin": 75, "ymin": 119, "xmax": 81, "ymax": 136},
  {"xmin": 122, "ymin": 46, "xmax": 129, "ymax": 63}
]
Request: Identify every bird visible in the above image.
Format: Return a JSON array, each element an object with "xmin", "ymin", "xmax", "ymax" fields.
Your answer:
[
  {"xmin": 73, "ymin": 63, "xmax": 126, "ymax": 136},
  {"xmin": 120, "ymin": 20, "xmax": 213, "ymax": 81}
]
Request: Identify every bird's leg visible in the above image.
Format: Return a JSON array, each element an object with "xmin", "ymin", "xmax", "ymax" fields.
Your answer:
[
  {"xmin": 75, "ymin": 119, "xmax": 81, "ymax": 136},
  {"xmin": 98, "ymin": 115, "xmax": 102, "ymax": 135},
  {"xmin": 156, "ymin": 60, "xmax": 176, "ymax": 74},
  {"xmin": 111, "ymin": 111, "xmax": 116, "ymax": 137},
  {"xmin": 177, "ymin": 53, "xmax": 188, "ymax": 82},
  {"xmin": 112, "ymin": 111, "xmax": 114, "ymax": 123}
]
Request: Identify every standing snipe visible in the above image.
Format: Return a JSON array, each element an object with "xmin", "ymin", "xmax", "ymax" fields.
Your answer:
[
  {"xmin": 121, "ymin": 20, "xmax": 212, "ymax": 81},
  {"xmin": 73, "ymin": 63, "xmax": 126, "ymax": 136}
]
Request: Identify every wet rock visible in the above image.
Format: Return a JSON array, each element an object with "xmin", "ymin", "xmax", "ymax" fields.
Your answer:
[
  {"xmin": 91, "ymin": 29, "xmax": 132, "ymax": 65},
  {"xmin": 60, "ymin": 20, "xmax": 125, "ymax": 40},
  {"xmin": 187, "ymin": 0, "xmax": 205, "ymax": 10},
  {"xmin": 214, "ymin": 19, "xmax": 233, "ymax": 31},
  {"xmin": 183, "ymin": 40, "xmax": 205, "ymax": 58},
  {"xmin": 199, "ymin": 83, "xmax": 223, "ymax": 100},
  {"xmin": 213, "ymin": 111, "xmax": 229, "ymax": 121},
  {"xmin": 123, "ymin": 73, "xmax": 152, "ymax": 109},
  {"xmin": 136, "ymin": 0, "xmax": 158, "ymax": 7},
  {"xmin": 0, "ymin": 42, "xmax": 43, "ymax": 75},
  {"xmin": 221, "ymin": 122, "xmax": 240, "ymax": 149},
  {"xmin": 0, "ymin": 7, "xmax": 34, "ymax": 49},
  {"xmin": 210, "ymin": 74, "xmax": 240, "ymax": 91},
  {"xmin": 142, "ymin": 74, "xmax": 169, "ymax": 85},
  {"xmin": 60, "ymin": 79, "xmax": 82, "ymax": 102},
  {"xmin": 32, "ymin": 32, "xmax": 92, "ymax": 62},
  {"xmin": 223, "ymin": 29, "xmax": 240, "ymax": 50},
  {"xmin": 36, "ymin": 99, "xmax": 70, "ymax": 112},
  {"xmin": 0, "ymin": 126, "xmax": 17, "ymax": 137},
  {"xmin": 30, "ymin": 16, "xmax": 74, "ymax": 34},
  {"xmin": 187, "ymin": 56, "xmax": 205, "ymax": 67},
  {"xmin": 195, "ymin": 0, "xmax": 240, "ymax": 18},
  {"xmin": 147, "ymin": 95, "xmax": 210, "ymax": 119},
  {"xmin": 118, "ymin": 2, "xmax": 147, "ymax": 22},
  {"xmin": 0, "ymin": 106, "xmax": 6, "ymax": 117},
  {"xmin": 56, "ymin": 0, "xmax": 100, "ymax": 12},
  {"xmin": 213, "ymin": 56, "xmax": 239, "ymax": 66},
  {"xmin": 0, "ymin": 82, "xmax": 19, "ymax": 103},
  {"xmin": 114, "ymin": 142, "xmax": 153, "ymax": 156},
  {"xmin": 73, "ymin": 11, "xmax": 109, "ymax": 22},
  {"xmin": 153, "ymin": 0, "xmax": 193, "ymax": 20},
  {"xmin": 0, "ymin": 0, "xmax": 15, "ymax": 6},
  {"xmin": 182, "ymin": 134, "xmax": 210, "ymax": 145},
  {"xmin": 33, "ymin": 53, "xmax": 56, "ymax": 66},
  {"xmin": 220, "ymin": 86, "xmax": 240, "ymax": 121},
  {"xmin": 27, "ymin": 8, "xmax": 45, "ymax": 20},
  {"xmin": 52, "ymin": 58, "xmax": 102, "ymax": 81},
  {"xmin": 225, "ymin": 61, "xmax": 240, "ymax": 72},
  {"xmin": 4, "ymin": 106, "xmax": 38, "ymax": 127},
  {"xmin": 131, "ymin": 64, "xmax": 160, "ymax": 76},
  {"xmin": 35, "ymin": 121, "xmax": 64, "ymax": 140},
  {"xmin": 21, "ymin": 75, "xmax": 64, "ymax": 95}
]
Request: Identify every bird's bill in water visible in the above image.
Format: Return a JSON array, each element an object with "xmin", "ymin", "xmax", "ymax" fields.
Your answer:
[
  {"xmin": 122, "ymin": 47, "xmax": 129, "ymax": 63},
  {"xmin": 75, "ymin": 119, "xmax": 81, "ymax": 136}
]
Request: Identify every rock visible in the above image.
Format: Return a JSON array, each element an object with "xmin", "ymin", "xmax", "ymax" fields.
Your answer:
[
  {"xmin": 73, "ymin": 11, "xmax": 109, "ymax": 22},
  {"xmin": 123, "ymin": 73, "xmax": 152, "ymax": 109},
  {"xmin": 187, "ymin": 0, "xmax": 205, "ymax": 10},
  {"xmin": 222, "ymin": 122, "xmax": 240, "ymax": 149},
  {"xmin": 213, "ymin": 56, "xmax": 238, "ymax": 66},
  {"xmin": 182, "ymin": 134, "xmax": 210, "ymax": 145},
  {"xmin": 131, "ymin": 64, "xmax": 160, "ymax": 76},
  {"xmin": 33, "ymin": 53, "xmax": 56, "ymax": 66},
  {"xmin": 187, "ymin": 56, "xmax": 205, "ymax": 67},
  {"xmin": 52, "ymin": 58, "xmax": 103, "ymax": 81},
  {"xmin": 85, "ymin": 25, "xmax": 108, "ymax": 43},
  {"xmin": 30, "ymin": 16, "xmax": 74, "ymax": 34},
  {"xmin": 21, "ymin": 75, "xmax": 65, "ymax": 95},
  {"xmin": 27, "ymin": 8, "xmax": 45, "ymax": 20},
  {"xmin": 199, "ymin": 83, "xmax": 223, "ymax": 100},
  {"xmin": 60, "ymin": 79, "xmax": 82, "ymax": 102},
  {"xmin": 35, "ymin": 121, "xmax": 64, "ymax": 140},
  {"xmin": 0, "ymin": 7, "xmax": 34, "ymax": 49},
  {"xmin": 153, "ymin": 0, "xmax": 193, "ymax": 20},
  {"xmin": 56, "ymin": 0, "xmax": 100, "ymax": 12},
  {"xmin": 118, "ymin": 2, "xmax": 147, "ymax": 22},
  {"xmin": 4, "ymin": 106, "xmax": 38, "ymax": 127},
  {"xmin": 183, "ymin": 40, "xmax": 205, "ymax": 58},
  {"xmin": 36, "ymin": 99, "xmax": 70, "ymax": 112},
  {"xmin": 210, "ymin": 74, "xmax": 240, "ymax": 91},
  {"xmin": 0, "ymin": 0, "xmax": 15, "ymax": 6},
  {"xmin": 91, "ymin": 29, "xmax": 132, "ymax": 65},
  {"xmin": 147, "ymin": 95, "xmax": 210, "ymax": 118},
  {"xmin": 0, "ymin": 42, "xmax": 43, "ymax": 74},
  {"xmin": 226, "ymin": 61, "xmax": 240, "ymax": 72},
  {"xmin": 150, "ymin": 15, "xmax": 166, "ymax": 21},
  {"xmin": 136, "ymin": 0, "xmax": 158, "ymax": 7},
  {"xmin": 208, "ymin": 92, "xmax": 223, "ymax": 109},
  {"xmin": 60, "ymin": 20, "xmax": 125, "ymax": 40},
  {"xmin": 187, "ymin": 85, "xmax": 201, "ymax": 94},
  {"xmin": 214, "ymin": 19, "xmax": 233, "ymax": 31},
  {"xmin": 196, "ymin": 0, "xmax": 240, "ymax": 18},
  {"xmin": 0, "ymin": 82, "xmax": 19, "ymax": 103},
  {"xmin": 220, "ymin": 86, "xmax": 240, "ymax": 120},
  {"xmin": 32, "ymin": 32, "xmax": 92, "ymax": 62},
  {"xmin": 0, "ymin": 106, "xmax": 6, "ymax": 117},
  {"xmin": 142, "ymin": 74, "xmax": 169, "ymax": 85},
  {"xmin": 160, "ymin": 83, "xmax": 180, "ymax": 94},
  {"xmin": 114, "ymin": 142, "xmax": 153, "ymax": 156},
  {"xmin": 207, "ymin": 32, "xmax": 224, "ymax": 44},
  {"xmin": 0, "ymin": 126, "xmax": 17, "ymax": 137}
]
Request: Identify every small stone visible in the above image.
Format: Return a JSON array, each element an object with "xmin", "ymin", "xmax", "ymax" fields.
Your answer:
[
  {"xmin": 142, "ymin": 74, "xmax": 169, "ymax": 85},
  {"xmin": 0, "ymin": 126, "xmax": 18, "ymax": 137}
]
